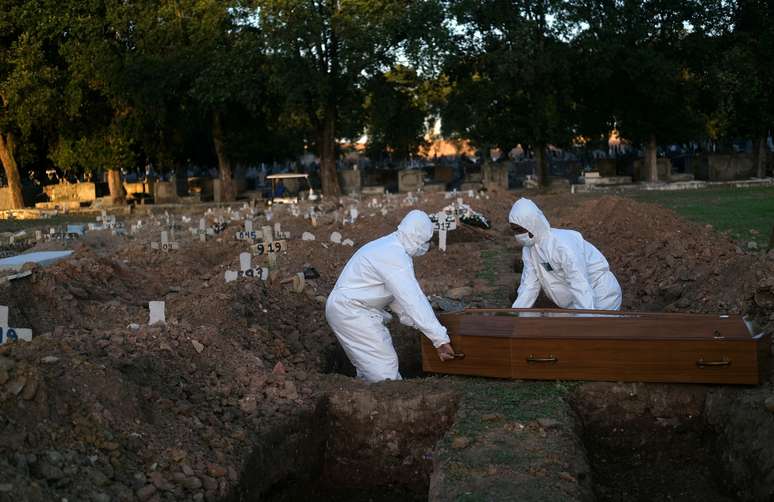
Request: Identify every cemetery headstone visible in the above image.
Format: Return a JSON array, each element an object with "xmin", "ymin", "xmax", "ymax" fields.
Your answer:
[
  {"xmin": 0, "ymin": 305, "xmax": 32, "ymax": 345},
  {"xmin": 225, "ymin": 252, "xmax": 269, "ymax": 283},
  {"xmin": 151, "ymin": 231, "xmax": 180, "ymax": 252},
  {"xmin": 149, "ymin": 301, "xmax": 166, "ymax": 325}
]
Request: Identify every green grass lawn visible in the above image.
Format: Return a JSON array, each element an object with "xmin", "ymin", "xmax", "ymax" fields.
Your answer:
[{"xmin": 626, "ymin": 186, "xmax": 774, "ymax": 249}]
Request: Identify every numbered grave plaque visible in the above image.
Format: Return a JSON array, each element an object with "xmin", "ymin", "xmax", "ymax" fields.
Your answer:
[
  {"xmin": 251, "ymin": 240, "xmax": 287, "ymax": 256},
  {"xmin": 151, "ymin": 231, "xmax": 180, "ymax": 252},
  {"xmin": 225, "ymin": 252, "xmax": 269, "ymax": 283},
  {"xmin": 273, "ymin": 223, "xmax": 290, "ymax": 240},
  {"xmin": 430, "ymin": 212, "xmax": 457, "ymax": 232},
  {"xmin": 235, "ymin": 220, "xmax": 260, "ymax": 241}
]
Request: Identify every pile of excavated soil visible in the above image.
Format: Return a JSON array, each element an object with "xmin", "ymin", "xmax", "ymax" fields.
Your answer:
[
  {"xmin": 0, "ymin": 191, "xmax": 771, "ymax": 501},
  {"xmin": 552, "ymin": 196, "xmax": 774, "ymax": 332}
]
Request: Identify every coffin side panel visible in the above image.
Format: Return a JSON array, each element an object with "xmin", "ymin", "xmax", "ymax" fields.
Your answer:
[
  {"xmin": 511, "ymin": 339, "xmax": 759, "ymax": 384},
  {"xmin": 421, "ymin": 334, "xmax": 510, "ymax": 378}
]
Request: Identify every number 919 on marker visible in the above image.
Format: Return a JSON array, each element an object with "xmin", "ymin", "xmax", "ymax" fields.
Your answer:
[{"xmin": 251, "ymin": 240, "xmax": 287, "ymax": 256}]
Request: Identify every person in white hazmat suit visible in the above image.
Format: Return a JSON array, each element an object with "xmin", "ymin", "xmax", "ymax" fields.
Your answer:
[
  {"xmin": 325, "ymin": 210, "xmax": 456, "ymax": 383},
  {"xmin": 509, "ymin": 198, "xmax": 622, "ymax": 310}
]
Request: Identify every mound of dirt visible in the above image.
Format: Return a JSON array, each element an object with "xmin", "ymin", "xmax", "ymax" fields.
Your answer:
[{"xmin": 553, "ymin": 197, "xmax": 774, "ymax": 327}]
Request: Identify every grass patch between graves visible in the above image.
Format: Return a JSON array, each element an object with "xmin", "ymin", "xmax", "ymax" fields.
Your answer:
[
  {"xmin": 626, "ymin": 186, "xmax": 774, "ymax": 249},
  {"xmin": 446, "ymin": 379, "xmax": 576, "ymax": 440},
  {"xmin": 476, "ymin": 248, "xmax": 502, "ymax": 284},
  {"xmin": 0, "ymin": 214, "xmax": 107, "ymax": 234}
]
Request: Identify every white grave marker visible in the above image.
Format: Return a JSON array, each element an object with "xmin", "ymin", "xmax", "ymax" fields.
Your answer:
[
  {"xmin": 151, "ymin": 231, "xmax": 179, "ymax": 252},
  {"xmin": 191, "ymin": 218, "xmax": 208, "ymax": 241},
  {"xmin": 149, "ymin": 301, "xmax": 166, "ymax": 325},
  {"xmin": 439, "ymin": 227, "xmax": 448, "ymax": 252},
  {"xmin": 273, "ymin": 223, "xmax": 289, "ymax": 240},
  {"xmin": 225, "ymin": 252, "xmax": 269, "ymax": 283},
  {"xmin": 261, "ymin": 225, "xmax": 274, "ymax": 243},
  {"xmin": 94, "ymin": 210, "xmax": 124, "ymax": 233},
  {"xmin": 0, "ymin": 305, "xmax": 32, "ymax": 345}
]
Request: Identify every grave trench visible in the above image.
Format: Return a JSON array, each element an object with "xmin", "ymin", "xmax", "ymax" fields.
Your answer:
[
  {"xmin": 504, "ymin": 245, "xmax": 753, "ymax": 499},
  {"xmin": 227, "ymin": 383, "xmax": 460, "ymax": 502},
  {"xmin": 568, "ymin": 383, "xmax": 751, "ymax": 502}
]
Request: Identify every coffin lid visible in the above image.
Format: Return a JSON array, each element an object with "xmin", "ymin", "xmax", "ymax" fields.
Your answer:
[{"xmin": 439, "ymin": 308, "xmax": 762, "ymax": 341}]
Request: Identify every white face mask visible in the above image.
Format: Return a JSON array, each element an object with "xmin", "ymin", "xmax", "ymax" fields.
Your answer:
[
  {"xmin": 413, "ymin": 241, "xmax": 430, "ymax": 257},
  {"xmin": 514, "ymin": 232, "xmax": 535, "ymax": 247}
]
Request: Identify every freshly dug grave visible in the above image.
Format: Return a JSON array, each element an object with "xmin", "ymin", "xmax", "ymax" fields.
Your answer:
[
  {"xmin": 0, "ymin": 191, "xmax": 772, "ymax": 502},
  {"xmin": 230, "ymin": 378, "xmax": 458, "ymax": 502},
  {"xmin": 571, "ymin": 383, "xmax": 736, "ymax": 502}
]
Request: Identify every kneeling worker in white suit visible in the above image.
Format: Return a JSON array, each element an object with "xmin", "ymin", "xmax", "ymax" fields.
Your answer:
[
  {"xmin": 509, "ymin": 198, "xmax": 622, "ymax": 310},
  {"xmin": 326, "ymin": 210, "xmax": 456, "ymax": 383}
]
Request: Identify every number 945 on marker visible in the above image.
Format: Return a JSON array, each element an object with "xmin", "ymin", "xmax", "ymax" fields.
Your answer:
[{"xmin": 251, "ymin": 240, "xmax": 287, "ymax": 256}]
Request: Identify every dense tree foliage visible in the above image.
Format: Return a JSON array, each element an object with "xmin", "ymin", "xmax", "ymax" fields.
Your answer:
[
  {"xmin": 0, "ymin": 0, "xmax": 772, "ymax": 205},
  {"xmin": 440, "ymin": 0, "xmax": 576, "ymax": 184}
]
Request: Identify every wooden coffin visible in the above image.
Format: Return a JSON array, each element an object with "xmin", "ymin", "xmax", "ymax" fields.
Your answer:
[{"xmin": 421, "ymin": 309, "xmax": 771, "ymax": 385}]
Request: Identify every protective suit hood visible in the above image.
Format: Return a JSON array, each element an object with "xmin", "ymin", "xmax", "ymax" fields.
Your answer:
[
  {"xmin": 508, "ymin": 198, "xmax": 551, "ymax": 242},
  {"xmin": 396, "ymin": 210, "xmax": 433, "ymax": 257}
]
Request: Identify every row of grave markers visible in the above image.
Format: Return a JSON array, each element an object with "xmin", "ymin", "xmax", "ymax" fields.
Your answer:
[{"xmin": 1, "ymin": 191, "xmax": 492, "ymax": 348}]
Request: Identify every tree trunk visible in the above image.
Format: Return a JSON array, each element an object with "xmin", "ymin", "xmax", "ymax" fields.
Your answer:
[
  {"xmin": 318, "ymin": 110, "xmax": 341, "ymax": 197},
  {"xmin": 175, "ymin": 162, "xmax": 188, "ymax": 196},
  {"xmin": 0, "ymin": 131, "xmax": 25, "ymax": 209},
  {"xmin": 534, "ymin": 143, "xmax": 549, "ymax": 187},
  {"xmin": 644, "ymin": 135, "xmax": 658, "ymax": 182},
  {"xmin": 753, "ymin": 136, "xmax": 767, "ymax": 178},
  {"xmin": 107, "ymin": 168, "xmax": 125, "ymax": 205},
  {"xmin": 212, "ymin": 111, "xmax": 235, "ymax": 202}
]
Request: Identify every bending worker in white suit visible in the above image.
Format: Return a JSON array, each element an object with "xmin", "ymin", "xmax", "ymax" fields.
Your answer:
[
  {"xmin": 326, "ymin": 210, "xmax": 456, "ymax": 382},
  {"xmin": 509, "ymin": 198, "xmax": 622, "ymax": 310}
]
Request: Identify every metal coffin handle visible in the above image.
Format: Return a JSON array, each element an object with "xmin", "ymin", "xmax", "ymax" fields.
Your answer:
[
  {"xmin": 696, "ymin": 357, "xmax": 731, "ymax": 368},
  {"xmin": 527, "ymin": 354, "xmax": 558, "ymax": 364}
]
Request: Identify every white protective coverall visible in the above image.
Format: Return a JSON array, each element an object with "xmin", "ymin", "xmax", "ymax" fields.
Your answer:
[
  {"xmin": 509, "ymin": 198, "xmax": 622, "ymax": 310},
  {"xmin": 325, "ymin": 210, "xmax": 450, "ymax": 382}
]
